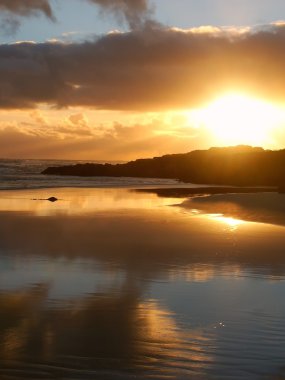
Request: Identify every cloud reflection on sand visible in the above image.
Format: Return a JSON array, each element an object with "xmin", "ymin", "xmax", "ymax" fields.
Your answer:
[
  {"xmin": 0, "ymin": 284, "xmax": 212, "ymax": 378},
  {"xmin": 0, "ymin": 188, "xmax": 180, "ymax": 216},
  {"xmin": 0, "ymin": 188, "xmax": 285, "ymax": 280}
]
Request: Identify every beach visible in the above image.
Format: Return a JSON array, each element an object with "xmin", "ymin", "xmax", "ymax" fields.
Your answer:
[
  {"xmin": 0, "ymin": 187, "xmax": 285, "ymax": 379},
  {"xmin": 2, "ymin": 0, "xmax": 285, "ymax": 378}
]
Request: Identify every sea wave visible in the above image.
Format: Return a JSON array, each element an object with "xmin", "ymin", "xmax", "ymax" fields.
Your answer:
[{"xmin": 0, "ymin": 159, "xmax": 183, "ymax": 190}]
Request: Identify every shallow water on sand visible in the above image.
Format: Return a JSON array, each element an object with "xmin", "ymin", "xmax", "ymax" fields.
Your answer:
[{"xmin": 0, "ymin": 188, "xmax": 285, "ymax": 379}]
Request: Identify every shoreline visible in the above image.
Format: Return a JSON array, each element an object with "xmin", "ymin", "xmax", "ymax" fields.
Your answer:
[
  {"xmin": 0, "ymin": 185, "xmax": 278, "ymax": 200},
  {"xmin": 0, "ymin": 186, "xmax": 284, "ymax": 227},
  {"xmin": 135, "ymin": 186, "xmax": 278, "ymax": 198}
]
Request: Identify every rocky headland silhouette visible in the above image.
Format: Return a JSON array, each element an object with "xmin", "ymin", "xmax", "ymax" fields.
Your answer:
[{"xmin": 42, "ymin": 146, "xmax": 285, "ymax": 187}]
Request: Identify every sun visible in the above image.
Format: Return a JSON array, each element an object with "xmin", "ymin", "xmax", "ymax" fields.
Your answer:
[{"xmin": 189, "ymin": 93, "xmax": 284, "ymax": 147}]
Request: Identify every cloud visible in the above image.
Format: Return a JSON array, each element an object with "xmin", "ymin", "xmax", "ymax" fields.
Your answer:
[
  {"xmin": 0, "ymin": 0, "xmax": 152, "ymax": 33},
  {"xmin": 0, "ymin": 115, "xmax": 208, "ymax": 159},
  {"xmin": 68, "ymin": 113, "xmax": 89, "ymax": 128},
  {"xmin": 29, "ymin": 110, "xmax": 48, "ymax": 125},
  {"xmin": 0, "ymin": 0, "xmax": 54, "ymax": 18},
  {"xmin": 87, "ymin": 0, "xmax": 153, "ymax": 30},
  {"xmin": 1, "ymin": 24, "xmax": 285, "ymax": 111},
  {"xmin": 0, "ymin": 0, "xmax": 55, "ymax": 33}
]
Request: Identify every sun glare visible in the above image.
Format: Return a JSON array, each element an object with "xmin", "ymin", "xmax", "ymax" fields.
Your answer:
[
  {"xmin": 189, "ymin": 93, "xmax": 284, "ymax": 147},
  {"xmin": 209, "ymin": 214, "xmax": 246, "ymax": 231}
]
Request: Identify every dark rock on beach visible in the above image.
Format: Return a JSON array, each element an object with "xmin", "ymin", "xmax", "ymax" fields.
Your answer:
[
  {"xmin": 47, "ymin": 197, "xmax": 58, "ymax": 202},
  {"xmin": 42, "ymin": 146, "xmax": 285, "ymax": 187},
  {"xmin": 32, "ymin": 197, "xmax": 58, "ymax": 202}
]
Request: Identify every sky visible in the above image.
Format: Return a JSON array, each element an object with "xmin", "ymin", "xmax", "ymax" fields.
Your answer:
[{"xmin": 1, "ymin": 0, "xmax": 285, "ymax": 160}]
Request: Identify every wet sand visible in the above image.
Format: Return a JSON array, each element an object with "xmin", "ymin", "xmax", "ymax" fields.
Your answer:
[
  {"xmin": 136, "ymin": 186, "xmax": 278, "ymax": 198},
  {"xmin": 180, "ymin": 192, "xmax": 285, "ymax": 227},
  {"xmin": 0, "ymin": 188, "xmax": 285, "ymax": 379}
]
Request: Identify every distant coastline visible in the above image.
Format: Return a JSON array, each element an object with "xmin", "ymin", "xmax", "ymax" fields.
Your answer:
[{"xmin": 42, "ymin": 146, "xmax": 285, "ymax": 189}]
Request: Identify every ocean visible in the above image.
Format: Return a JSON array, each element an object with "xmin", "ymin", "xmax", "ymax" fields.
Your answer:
[{"xmin": 0, "ymin": 158, "xmax": 182, "ymax": 190}]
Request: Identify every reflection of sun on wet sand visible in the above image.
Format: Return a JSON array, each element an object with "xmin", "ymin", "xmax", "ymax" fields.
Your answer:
[
  {"xmin": 137, "ymin": 187, "xmax": 285, "ymax": 227},
  {"xmin": 207, "ymin": 215, "xmax": 245, "ymax": 230},
  {"xmin": 181, "ymin": 192, "xmax": 285, "ymax": 227},
  {"xmin": 0, "ymin": 188, "xmax": 285, "ymax": 277}
]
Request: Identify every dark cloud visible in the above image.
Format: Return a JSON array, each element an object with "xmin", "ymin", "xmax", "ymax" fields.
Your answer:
[
  {"xmin": 0, "ymin": 0, "xmax": 55, "ymax": 19},
  {"xmin": 1, "ymin": 24, "xmax": 285, "ymax": 111},
  {"xmin": 0, "ymin": 0, "xmax": 55, "ymax": 34},
  {"xmin": 0, "ymin": 0, "xmax": 152, "ymax": 32},
  {"xmin": 87, "ymin": 0, "xmax": 153, "ymax": 30}
]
